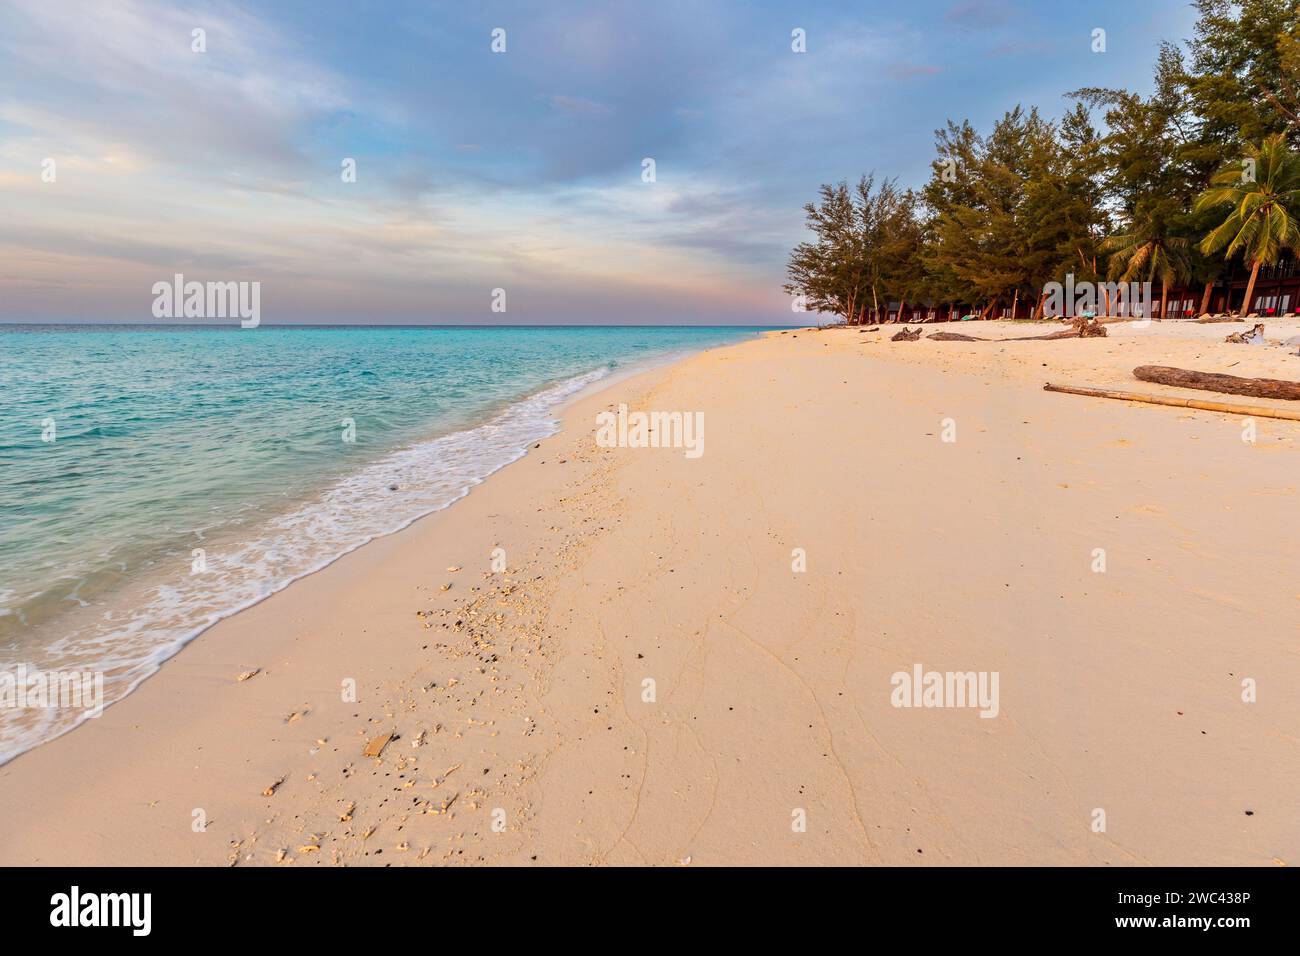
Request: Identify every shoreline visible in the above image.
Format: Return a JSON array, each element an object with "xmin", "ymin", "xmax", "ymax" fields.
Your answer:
[
  {"xmin": 0, "ymin": 342, "xmax": 732, "ymax": 864},
  {"xmin": 0, "ymin": 338, "xmax": 752, "ymax": 768},
  {"xmin": 2, "ymin": 325, "xmax": 1297, "ymax": 866}
]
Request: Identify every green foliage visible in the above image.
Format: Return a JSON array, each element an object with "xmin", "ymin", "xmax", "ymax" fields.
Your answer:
[
  {"xmin": 1185, "ymin": 0, "xmax": 1300, "ymax": 151},
  {"xmin": 784, "ymin": 176, "xmax": 922, "ymax": 323},
  {"xmin": 1196, "ymin": 133, "xmax": 1300, "ymax": 266},
  {"xmin": 783, "ymin": 1, "xmax": 1300, "ymax": 319},
  {"xmin": 1101, "ymin": 201, "xmax": 1192, "ymax": 298}
]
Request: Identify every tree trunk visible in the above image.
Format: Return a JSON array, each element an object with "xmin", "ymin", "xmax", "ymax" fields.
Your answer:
[
  {"xmin": 1199, "ymin": 280, "xmax": 1213, "ymax": 316},
  {"xmin": 1159, "ymin": 279, "xmax": 1168, "ymax": 322},
  {"xmin": 1011, "ymin": 288, "xmax": 1019, "ymax": 320},
  {"xmin": 1102, "ymin": 286, "xmax": 1112, "ymax": 317},
  {"xmin": 1045, "ymin": 382, "xmax": 1300, "ymax": 421},
  {"xmin": 1241, "ymin": 259, "xmax": 1262, "ymax": 317},
  {"xmin": 1134, "ymin": 365, "xmax": 1300, "ymax": 401}
]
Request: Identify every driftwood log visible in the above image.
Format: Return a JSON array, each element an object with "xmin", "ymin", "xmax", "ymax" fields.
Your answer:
[
  {"xmin": 1224, "ymin": 323, "xmax": 1265, "ymax": 344},
  {"xmin": 927, "ymin": 331, "xmax": 986, "ymax": 341},
  {"xmin": 891, "ymin": 327, "xmax": 923, "ymax": 341},
  {"xmin": 926, "ymin": 317, "xmax": 1107, "ymax": 343},
  {"xmin": 1044, "ymin": 382, "xmax": 1300, "ymax": 421},
  {"xmin": 1069, "ymin": 316, "xmax": 1108, "ymax": 337},
  {"xmin": 999, "ymin": 316, "xmax": 1108, "ymax": 341},
  {"xmin": 1005, "ymin": 328, "xmax": 1081, "ymax": 341},
  {"xmin": 1133, "ymin": 365, "xmax": 1300, "ymax": 401}
]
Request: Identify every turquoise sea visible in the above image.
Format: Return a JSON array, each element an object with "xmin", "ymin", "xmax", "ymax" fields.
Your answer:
[{"xmin": 0, "ymin": 324, "xmax": 759, "ymax": 763}]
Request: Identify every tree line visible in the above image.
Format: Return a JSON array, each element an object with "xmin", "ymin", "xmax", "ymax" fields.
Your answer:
[{"xmin": 785, "ymin": 0, "xmax": 1300, "ymax": 324}]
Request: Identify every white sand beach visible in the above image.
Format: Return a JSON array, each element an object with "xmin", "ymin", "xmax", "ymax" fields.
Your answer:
[{"xmin": 1, "ymin": 320, "xmax": 1297, "ymax": 866}]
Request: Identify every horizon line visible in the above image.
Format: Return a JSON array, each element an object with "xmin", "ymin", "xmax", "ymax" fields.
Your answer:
[{"xmin": 0, "ymin": 321, "xmax": 795, "ymax": 329}]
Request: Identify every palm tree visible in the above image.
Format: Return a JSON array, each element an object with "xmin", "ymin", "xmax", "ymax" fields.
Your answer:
[
  {"xmin": 1196, "ymin": 133, "xmax": 1300, "ymax": 317},
  {"xmin": 1101, "ymin": 202, "xmax": 1190, "ymax": 321}
]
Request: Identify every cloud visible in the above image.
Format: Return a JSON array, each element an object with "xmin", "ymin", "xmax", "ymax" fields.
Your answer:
[
  {"xmin": 0, "ymin": 0, "xmax": 348, "ymax": 184},
  {"xmin": 0, "ymin": 0, "xmax": 1199, "ymax": 325}
]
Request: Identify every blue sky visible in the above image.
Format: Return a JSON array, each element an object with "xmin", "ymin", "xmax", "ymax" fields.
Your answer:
[{"xmin": 0, "ymin": 0, "xmax": 1198, "ymax": 324}]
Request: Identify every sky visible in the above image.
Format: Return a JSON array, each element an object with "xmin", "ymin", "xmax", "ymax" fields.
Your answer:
[{"xmin": 0, "ymin": 0, "xmax": 1200, "ymax": 325}]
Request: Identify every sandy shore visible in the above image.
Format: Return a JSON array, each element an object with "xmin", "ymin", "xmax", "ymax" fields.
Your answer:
[{"xmin": 2, "ymin": 319, "xmax": 1297, "ymax": 866}]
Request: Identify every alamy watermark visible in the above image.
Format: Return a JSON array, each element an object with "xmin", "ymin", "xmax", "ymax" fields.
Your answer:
[
  {"xmin": 152, "ymin": 273, "xmax": 261, "ymax": 328},
  {"xmin": 1042, "ymin": 275, "xmax": 1153, "ymax": 323},
  {"xmin": 1, "ymin": 664, "xmax": 104, "ymax": 717},
  {"xmin": 595, "ymin": 403, "xmax": 704, "ymax": 458},
  {"xmin": 890, "ymin": 663, "xmax": 999, "ymax": 718},
  {"xmin": 50, "ymin": 886, "xmax": 150, "ymax": 936}
]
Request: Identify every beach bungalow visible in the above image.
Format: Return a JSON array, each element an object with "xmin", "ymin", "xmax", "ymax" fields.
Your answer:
[
  {"xmin": 875, "ymin": 255, "xmax": 1300, "ymax": 323},
  {"xmin": 1166, "ymin": 257, "xmax": 1300, "ymax": 316},
  {"xmin": 864, "ymin": 300, "xmax": 975, "ymax": 324}
]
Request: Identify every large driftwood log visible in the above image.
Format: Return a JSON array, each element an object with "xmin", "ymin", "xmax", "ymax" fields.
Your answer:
[
  {"xmin": 1044, "ymin": 382, "xmax": 1300, "ymax": 421},
  {"xmin": 891, "ymin": 327, "xmax": 923, "ymax": 341},
  {"xmin": 1004, "ymin": 329, "xmax": 1078, "ymax": 340},
  {"xmin": 1224, "ymin": 323, "xmax": 1265, "ymax": 344},
  {"xmin": 1072, "ymin": 316, "xmax": 1109, "ymax": 337},
  {"xmin": 1133, "ymin": 365, "xmax": 1300, "ymax": 401},
  {"xmin": 1004, "ymin": 317, "xmax": 1108, "ymax": 341},
  {"xmin": 927, "ymin": 317, "xmax": 1107, "ymax": 343}
]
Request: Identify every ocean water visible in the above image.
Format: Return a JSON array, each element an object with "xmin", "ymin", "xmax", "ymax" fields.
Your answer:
[{"xmin": 0, "ymin": 324, "xmax": 758, "ymax": 763}]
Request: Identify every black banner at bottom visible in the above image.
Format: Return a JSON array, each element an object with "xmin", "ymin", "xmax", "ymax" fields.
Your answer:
[{"xmin": 1, "ymin": 865, "xmax": 1288, "ymax": 940}]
